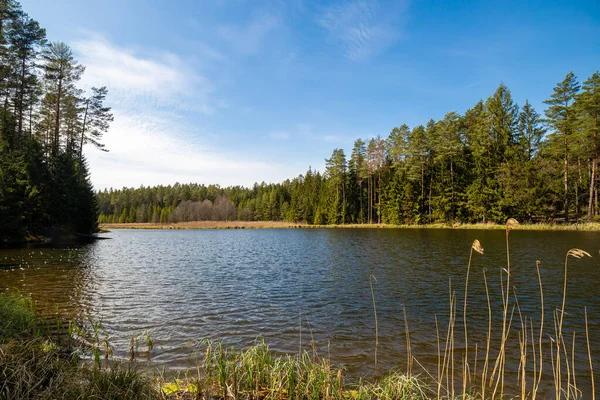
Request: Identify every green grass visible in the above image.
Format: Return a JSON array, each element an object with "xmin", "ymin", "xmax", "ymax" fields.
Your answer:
[
  {"xmin": 0, "ymin": 291, "xmax": 37, "ymax": 340},
  {"xmin": 0, "ymin": 293, "xmax": 429, "ymax": 400},
  {"xmin": 160, "ymin": 340, "xmax": 431, "ymax": 399}
]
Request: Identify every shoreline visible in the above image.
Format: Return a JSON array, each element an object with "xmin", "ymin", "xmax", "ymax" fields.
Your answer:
[{"xmin": 99, "ymin": 220, "xmax": 600, "ymax": 231}]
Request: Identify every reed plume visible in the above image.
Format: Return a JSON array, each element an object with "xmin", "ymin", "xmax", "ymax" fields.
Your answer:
[{"xmin": 463, "ymin": 239, "xmax": 484, "ymax": 398}]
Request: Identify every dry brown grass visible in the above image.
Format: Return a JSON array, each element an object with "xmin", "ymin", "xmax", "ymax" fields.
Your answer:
[
  {"xmin": 100, "ymin": 221, "xmax": 308, "ymax": 230},
  {"xmin": 100, "ymin": 221, "xmax": 600, "ymax": 231}
]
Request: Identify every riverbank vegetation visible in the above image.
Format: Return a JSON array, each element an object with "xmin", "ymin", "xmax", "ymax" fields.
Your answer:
[
  {"xmin": 98, "ymin": 71, "xmax": 600, "ymax": 227},
  {"xmin": 0, "ymin": 290, "xmax": 430, "ymax": 399},
  {"xmin": 0, "ymin": 0, "xmax": 113, "ymax": 243},
  {"xmin": 99, "ymin": 220, "xmax": 600, "ymax": 231}
]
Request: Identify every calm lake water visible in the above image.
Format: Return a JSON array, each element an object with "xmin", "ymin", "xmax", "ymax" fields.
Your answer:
[{"xmin": 1, "ymin": 228, "xmax": 599, "ymax": 396}]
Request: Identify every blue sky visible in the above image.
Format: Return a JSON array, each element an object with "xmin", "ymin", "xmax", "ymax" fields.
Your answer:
[{"xmin": 22, "ymin": 0, "xmax": 600, "ymax": 189}]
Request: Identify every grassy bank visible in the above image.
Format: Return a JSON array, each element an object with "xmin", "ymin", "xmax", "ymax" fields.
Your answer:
[
  {"xmin": 0, "ymin": 291, "xmax": 431, "ymax": 399},
  {"xmin": 100, "ymin": 220, "xmax": 600, "ymax": 231},
  {"xmin": 0, "ymin": 290, "xmax": 159, "ymax": 399}
]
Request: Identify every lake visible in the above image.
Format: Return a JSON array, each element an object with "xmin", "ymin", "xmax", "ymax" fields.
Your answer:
[{"xmin": 1, "ymin": 228, "xmax": 599, "ymax": 397}]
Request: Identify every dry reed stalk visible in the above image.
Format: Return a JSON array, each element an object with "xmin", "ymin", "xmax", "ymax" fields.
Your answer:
[
  {"xmin": 585, "ymin": 307, "xmax": 596, "ymax": 400},
  {"xmin": 451, "ymin": 293, "xmax": 456, "ymax": 399},
  {"xmin": 474, "ymin": 342, "xmax": 478, "ymax": 384},
  {"xmin": 556, "ymin": 249, "xmax": 591, "ymax": 398},
  {"xmin": 515, "ymin": 290, "xmax": 526, "ymax": 400},
  {"xmin": 499, "ymin": 218, "xmax": 518, "ymax": 397},
  {"xmin": 533, "ymin": 260, "xmax": 544, "ymax": 400},
  {"xmin": 553, "ymin": 308, "xmax": 562, "ymax": 399},
  {"xmin": 572, "ymin": 332, "xmax": 578, "ymax": 398},
  {"xmin": 551, "ymin": 333, "xmax": 558, "ymax": 400},
  {"xmin": 491, "ymin": 303, "xmax": 516, "ymax": 399},
  {"xmin": 435, "ymin": 314, "xmax": 442, "ymax": 400},
  {"xmin": 441, "ymin": 283, "xmax": 454, "ymax": 399},
  {"xmin": 369, "ymin": 275, "xmax": 378, "ymax": 375},
  {"xmin": 463, "ymin": 239, "xmax": 484, "ymax": 399},
  {"xmin": 560, "ymin": 249, "xmax": 591, "ymax": 334},
  {"xmin": 560, "ymin": 333, "xmax": 571, "ymax": 399},
  {"xmin": 530, "ymin": 318, "xmax": 537, "ymax": 400},
  {"xmin": 481, "ymin": 269, "xmax": 492, "ymax": 400},
  {"xmin": 402, "ymin": 304, "xmax": 412, "ymax": 376},
  {"xmin": 461, "ymin": 354, "xmax": 467, "ymax": 400}
]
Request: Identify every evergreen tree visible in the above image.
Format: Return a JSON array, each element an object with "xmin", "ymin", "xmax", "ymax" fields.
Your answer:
[
  {"xmin": 42, "ymin": 41, "xmax": 84, "ymax": 157},
  {"xmin": 577, "ymin": 72, "xmax": 600, "ymax": 219},
  {"xmin": 517, "ymin": 100, "xmax": 545, "ymax": 161},
  {"xmin": 544, "ymin": 72, "xmax": 581, "ymax": 223}
]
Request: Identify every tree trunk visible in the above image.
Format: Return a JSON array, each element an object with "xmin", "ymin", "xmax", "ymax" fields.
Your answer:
[
  {"xmin": 342, "ymin": 181, "xmax": 346, "ymax": 224},
  {"xmin": 575, "ymin": 156, "xmax": 583, "ymax": 223},
  {"xmin": 420, "ymin": 164, "xmax": 425, "ymax": 220},
  {"xmin": 589, "ymin": 120, "xmax": 598, "ymax": 220},
  {"xmin": 368, "ymin": 174, "xmax": 371, "ymax": 224},
  {"xmin": 17, "ymin": 55, "xmax": 26, "ymax": 136},
  {"xmin": 359, "ymin": 180, "xmax": 363, "ymax": 224},
  {"xmin": 53, "ymin": 70, "xmax": 63, "ymax": 157},
  {"xmin": 378, "ymin": 172, "xmax": 381, "ymax": 224},
  {"xmin": 450, "ymin": 156, "xmax": 455, "ymax": 221},
  {"xmin": 77, "ymin": 100, "xmax": 90, "ymax": 183},
  {"xmin": 428, "ymin": 175, "xmax": 433, "ymax": 223},
  {"xmin": 564, "ymin": 134, "xmax": 569, "ymax": 224},
  {"xmin": 576, "ymin": 157, "xmax": 581, "ymax": 222},
  {"xmin": 588, "ymin": 159, "xmax": 594, "ymax": 220},
  {"xmin": 28, "ymin": 102, "xmax": 33, "ymax": 138}
]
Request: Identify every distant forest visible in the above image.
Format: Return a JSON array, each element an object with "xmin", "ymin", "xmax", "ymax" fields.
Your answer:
[
  {"xmin": 99, "ymin": 71, "xmax": 599, "ymax": 225},
  {"xmin": 0, "ymin": 0, "xmax": 112, "ymax": 241}
]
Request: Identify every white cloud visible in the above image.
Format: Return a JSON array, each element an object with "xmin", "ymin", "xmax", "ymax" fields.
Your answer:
[
  {"xmin": 86, "ymin": 111, "xmax": 292, "ymax": 190},
  {"xmin": 73, "ymin": 35, "xmax": 203, "ymax": 96},
  {"xmin": 73, "ymin": 35, "xmax": 218, "ymax": 115},
  {"xmin": 317, "ymin": 0, "xmax": 406, "ymax": 61},
  {"xmin": 217, "ymin": 12, "xmax": 280, "ymax": 54},
  {"xmin": 74, "ymin": 34, "xmax": 293, "ymax": 189}
]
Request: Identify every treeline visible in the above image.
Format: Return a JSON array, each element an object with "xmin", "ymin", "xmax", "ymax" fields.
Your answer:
[
  {"xmin": 99, "ymin": 72, "xmax": 599, "ymax": 225},
  {"xmin": 0, "ymin": 0, "xmax": 112, "ymax": 241}
]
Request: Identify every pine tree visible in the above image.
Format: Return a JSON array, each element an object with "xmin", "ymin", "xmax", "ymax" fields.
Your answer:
[
  {"xmin": 78, "ymin": 86, "xmax": 112, "ymax": 180},
  {"xmin": 325, "ymin": 149, "xmax": 347, "ymax": 224},
  {"xmin": 577, "ymin": 72, "xmax": 600, "ymax": 219},
  {"xmin": 517, "ymin": 100, "xmax": 546, "ymax": 161},
  {"xmin": 544, "ymin": 72, "xmax": 581, "ymax": 223},
  {"xmin": 42, "ymin": 41, "xmax": 84, "ymax": 157},
  {"xmin": 486, "ymin": 83, "xmax": 518, "ymax": 163},
  {"xmin": 349, "ymin": 139, "xmax": 367, "ymax": 223},
  {"xmin": 6, "ymin": 12, "xmax": 45, "ymax": 136}
]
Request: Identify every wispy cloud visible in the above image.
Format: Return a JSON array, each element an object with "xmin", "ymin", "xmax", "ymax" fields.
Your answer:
[
  {"xmin": 74, "ymin": 33, "xmax": 292, "ymax": 189},
  {"xmin": 73, "ymin": 35, "xmax": 204, "ymax": 96},
  {"xmin": 317, "ymin": 0, "xmax": 407, "ymax": 61},
  {"xmin": 73, "ymin": 34, "xmax": 221, "ymax": 116},
  {"xmin": 217, "ymin": 12, "xmax": 280, "ymax": 55},
  {"xmin": 86, "ymin": 111, "xmax": 289, "ymax": 189}
]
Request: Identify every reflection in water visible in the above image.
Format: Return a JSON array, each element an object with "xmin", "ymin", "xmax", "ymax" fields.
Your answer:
[
  {"xmin": 0, "ymin": 243, "xmax": 98, "ymax": 320},
  {"xmin": 1, "ymin": 229, "xmax": 599, "ymax": 397}
]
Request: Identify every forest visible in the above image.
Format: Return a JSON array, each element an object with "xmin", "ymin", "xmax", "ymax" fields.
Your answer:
[
  {"xmin": 98, "ymin": 71, "xmax": 600, "ymax": 226},
  {"xmin": 0, "ymin": 0, "xmax": 112, "ymax": 241}
]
